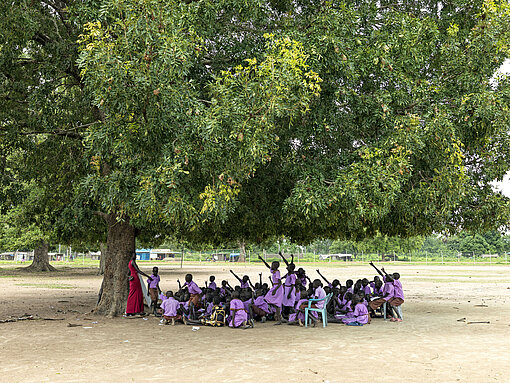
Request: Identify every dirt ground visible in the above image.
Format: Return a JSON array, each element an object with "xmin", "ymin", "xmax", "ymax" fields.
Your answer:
[{"xmin": 0, "ymin": 263, "xmax": 509, "ymax": 383}]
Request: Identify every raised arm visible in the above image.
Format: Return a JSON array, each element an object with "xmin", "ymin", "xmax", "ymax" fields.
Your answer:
[
  {"xmin": 316, "ymin": 269, "xmax": 330, "ymax": 285},
  {"xmin": 259, "ymin": 273, "xmax": 262, "ymax": 286},
  {"xmin": 247, "ymin": 277, "xmax": 256, "ymax": 290},
  {"xmin": 279, "ymin": 251, "xmax": 290, "ymax": 267},
  {"xmin": 268, "ymin": 276, "xmax": 274, "ymax": 286},
  {"xmin": 290, "ymin": 254, "xmax": 294, "ymax": 265},
  {"xmin": 230, "ymin": 270, "xmax": 242, "ymax": 283},
  {"xmin": 132, "ymin": 259, "xmax": 150, "ymax": 279},
  {"xmin": 177, "ymin": 279, "xmax": 182, "ymax": 290},
  {"xmin": 258, "ymin": 255, "xmax": 271, "ymax": 269},
  {"xmin": 369, "ymin": 262, "xmax": 385, "ymax": 278}
]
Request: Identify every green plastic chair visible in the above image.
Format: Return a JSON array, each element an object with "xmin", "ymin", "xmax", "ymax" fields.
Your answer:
[{"xmin": 305, "ymin": 292, "xmax": 333, "ymax": 328}]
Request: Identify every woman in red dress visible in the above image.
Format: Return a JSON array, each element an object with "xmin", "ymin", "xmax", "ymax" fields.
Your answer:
[{"xmin": 126, "ymin": 253, "xmax": 151, "ymax": 316}]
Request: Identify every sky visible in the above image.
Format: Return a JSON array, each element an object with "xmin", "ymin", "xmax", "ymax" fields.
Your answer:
[{"xmin": 491, "ymin": 59, "xmax": 510, "ymax": 197}]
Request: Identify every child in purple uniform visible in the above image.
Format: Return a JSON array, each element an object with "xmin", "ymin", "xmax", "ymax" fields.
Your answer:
[
  {"xmin": 389, "ymin": 272, "xmax": 404, "ymax": 321},
  {"xmin": 147, "ymin": 267, "xmax": 161, "ymax": 315},
  {"xmin": 208, "ymin": 276, "xmax": 217, "ymax": 291},
  {"xmin": 182, "ymin": 274, "xmax": 202, "ymax": 319},
  {"xmin": 249, "ymin": 290, "xmax": 270, "ymax": 322},
  {"xmin": 230, "ymin": 270, "xmax": 252, "ymax": 289},
  {"xmin": 342, "ymin": 295, "xmax": 370, "ymax": 326},
  {"xmin": 158, "ymin": 291, "xmax": 182, "ymax": 325},
  {"xmin": 229, "ymin": 291, "xmax": 251, "ymax": 329},
  {"xmin": 282, "ymin": 263, "xmax": 297, "ymax": 316},
  {"xmin": 259, "ymin": 256, "xmax": 284, "ymax": 324}
]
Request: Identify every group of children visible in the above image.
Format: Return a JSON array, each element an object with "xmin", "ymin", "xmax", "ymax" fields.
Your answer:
[{"xmin": 142, "ymin": 253, "xmax": 405, "ymax": 328}]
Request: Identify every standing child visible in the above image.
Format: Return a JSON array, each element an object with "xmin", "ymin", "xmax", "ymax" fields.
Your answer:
[
  {"xmin": 147, "ymin": 267, "xmax": 161, "ymax": 315},
  {"xmin": 388, "ymin": 272, "xmax": 404, "ymax": 321},
  {"xmin": 259, "ymin": 255, "xmax": 284, "ymax": 324},
  {"xmin": 182, "ymin": 273, "xmax": 202, "ymax": 319},
  {"xmin": 282, "ymin": 263, "xmax": 297, "ymax": 318}
]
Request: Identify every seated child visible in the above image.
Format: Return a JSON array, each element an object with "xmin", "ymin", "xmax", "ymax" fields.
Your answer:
[
  {"xmin": 288, "ymin": 290, "xmax": 316, "ymax": 327},
  {"xmin": 368, "ymin": 275, "xmax": 394, "ymax": 315},
  {"xmin": 249, "ymin": 289, "xmax": 270, "ymax": 322},
  {"xmin": 202, "ymin": 296, "xmax": 226, "ymax": 327},
  {"xmin": 158, "ymin": 291, "xmax": 183, "ymax": 325},
  {"xmin": 342, "ymin": 294, "xmax": 370, "ymax": 326},
  {"xmin": 229, "ymin": 291, "xmax": 251, "ymax": 329},
  {"xmin": 208, "ymin": 275, "xmax": 217, "ymax": 290}
]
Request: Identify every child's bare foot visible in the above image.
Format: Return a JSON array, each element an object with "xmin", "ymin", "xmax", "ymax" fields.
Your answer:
[
  {"xmin": 171, "ymin": 318, "xmax": 175, "ymax": 326},
  {"xmin": 261, "ymin": 317, "xmax": 266, "ymax": 323},
  {"xmin": 298, "ymin": 318, "xmax": 304, "ymax": 327},
  {"xmin": 182, "ymin": 316, "xmax": 188, "ymax": 325}
]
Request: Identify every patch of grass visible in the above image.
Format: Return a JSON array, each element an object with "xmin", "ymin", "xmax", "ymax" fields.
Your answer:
[{"xmin": 15, "ymin": 283, "xmax": 76, "ymax": 289}]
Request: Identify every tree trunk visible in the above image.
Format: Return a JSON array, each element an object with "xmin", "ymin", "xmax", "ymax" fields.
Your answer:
[
  {"xmin": 97, "ymin": 242, "xmax": 106, "ymax": 275},
  {"xmin": 24, "ymin": 241, "xmax": 56, "ymax": 272},
  {"xmin": 238, "ymin": 239, "xmax": 246, "ymax": 262},
  {"xmin": 94, "ymin": 214, "xmax": 136, "ymax": 317}
]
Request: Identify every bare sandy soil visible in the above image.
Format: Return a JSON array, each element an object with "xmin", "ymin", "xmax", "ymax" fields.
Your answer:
[{"xmin": 0, "ymin": 263, "xmax": 509, "ymax": 383}]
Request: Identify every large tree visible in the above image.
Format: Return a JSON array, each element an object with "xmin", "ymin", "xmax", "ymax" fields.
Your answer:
[{"xmin": 2, "ymin": 0, "xmax": 510, "ymax": 316}]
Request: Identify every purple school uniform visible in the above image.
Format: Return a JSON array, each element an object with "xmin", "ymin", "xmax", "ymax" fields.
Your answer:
[
  {"xmin": 147, "ymin": 275, "xmax": 160, "ymax": 289},
  {"xmin": 342, "ymin": 303, "xmax": 369, "ymax": 324},
  {"xmin": 209, "ymin": 281, "xmax": 217, "ymax": 290},
  {"xmin": 288, "ymin": 298, "xmax": 317, "ymax": 322},
  {"xmin": 220, "ymin": 287, "xmax": 228, "ymax": 297},
  {"xmin": 374, "ymin": 285, "xmax": 384, "ymax": 296},
  {"xmin": 185, "ymin": 281, "xmax": 202, "ymax": 295},
  {"xmin": 363, "ymin": 285, "xmax": 371, "ymax": 295},
  {"xmin": 161, "ymin": 297, "xmax": 180, "ymax": 317},
  {"xmin": 282, "ymin": 273, "xmax": 297, "ymax": 307},
  {"xmin": 393, "ymin": 279, "xmax": 404, "ymax": 300},
  {"xmin": 206, "ymin": 302, "xmax": 214, "ymax": 316},
  {"xmin": 229, "ymin": 298, "xmax": 248, "ymax": 327},
  {"xmin": 264, "ymin": 270, "xmax": 284, "ymax": 307},
  {"xmin": 253, "ymin": 296, "xmax": 270, "ymax": 313},
  {"xmin": 346, "ymin": 287, "xmax": 353, "ymax": 294},
  {"xmin": 294, "ymin": 290, "xmax": 301, "ymax": 306},
  {"xmin": 383, "ymin": 282, "xmax": 395, "ymax": 301},
  {"xmin": 313, "ymin": 286, "xmax": 326, "ymax": 309},
  {"xmin": 239, "ymin": 281, "xmax": 249, "ymax": 289},
  {"xmin": 299, "ymin": 276, "xmax": 307, "ymax": 287},
  {"xmin": 159, "ymin": 293, "xmax": 168, "ymax": 301}
]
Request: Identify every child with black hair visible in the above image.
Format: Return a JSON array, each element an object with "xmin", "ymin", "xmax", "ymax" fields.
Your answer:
[
  {"xmin": 208, "ymin": 275, "xmax": 217, "ymax": 291},
  {"xmin": 342, "ymin": 294, "xmax": 370, "ymax": 326},
  {"xmin": 345, "ymin": 279, "xmax": 354, "ymax": 293},
  {"xmin": 282, "ymin": 263, "xmax": 297, "ymax": 318},
  {"xmin": 230, "ymin": 270, "xmax": 252, "ymax": 289},
  {"xmin": 147, "ymin": 267, "xmax": 161, "ymax": 315},
  {"xmin": 288, "ymin": 289, "xmax": 312, "ymax": 327},
  {"xmin": 158, "ymin": 291, "xmax": 183, "ymax": 325},
  {"xmin": 259, "ymin": 256, "xmax": 284, "ymax": 324},
  {"xmin": 229, "ymin": 291, "xmax": 252, "ymax": 329},
  {"xmin": 249, "ymin": 289, "xmax": 270, "ymax": 322}
]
